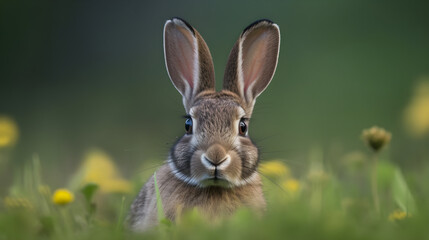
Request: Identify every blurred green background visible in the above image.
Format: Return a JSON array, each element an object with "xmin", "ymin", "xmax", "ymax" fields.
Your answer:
[{"xmin": 1, "ymin": 0, "xmax": 429, "ymax": 192}]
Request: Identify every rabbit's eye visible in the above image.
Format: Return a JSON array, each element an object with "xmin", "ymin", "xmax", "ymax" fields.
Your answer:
[
  {"xmin": 239, "ymin": 119, "xmax": 247, "ymax": 136},
  {"xmin": 185, "ymin": 118, "xmax": 193, "ymax": 134}
]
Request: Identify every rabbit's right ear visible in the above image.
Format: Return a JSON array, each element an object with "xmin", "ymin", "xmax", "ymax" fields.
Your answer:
[
  {"xmin": 223, "ymin": 20, "xmax": 280, "ymax": 110},
  {"xmin": 164, "ymin": 18, "xmax": 215, "ymax": 111}
]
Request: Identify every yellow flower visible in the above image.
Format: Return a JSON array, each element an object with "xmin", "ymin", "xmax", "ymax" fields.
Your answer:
[
  {"xmin": 388, "ymin": 209, "xmax": 410, "ymax": 221},
  {"xmin": 362, "ymin": 126, "xmax": 392, "ymax": 152},
  {"xmin": 52, "ymin": 189, "xmax": 74, "ymax": 205},
  {"xmin": 404, "ymin": 80, "xmax": 429, "ymax": 137},
  {"xmin": 259, "ymin": 160, "xmax": 290, "ymax": 177},
  {"xmin": 80, "ymin": 149, "xmax": 131, "ymax": 193},
  {"xmin": 0, "ymin": 116, "xmax": 19, "ymax": 148},
  {"xmin": 282, "ymin": 179, "xmax": 300, "ymax": 193}
]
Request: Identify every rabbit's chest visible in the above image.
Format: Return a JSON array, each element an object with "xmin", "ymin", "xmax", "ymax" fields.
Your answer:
[{"xmin": 162, "ymin": 183, "xmax": 264, "ymax": 221}]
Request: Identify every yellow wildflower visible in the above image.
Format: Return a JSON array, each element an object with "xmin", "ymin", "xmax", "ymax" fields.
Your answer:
[
  {"xmin": 0, "ymin": 116, "xmax": 19, "ymax": 148},
  {"xmin": 52, "ymin": 189, "xmax": 74, "ymax": 205},
  {"xmin": 80, "ymin": 149, "xmax": 131, "ymax": 193},
  {"xmin": 404, "ymin": 80, "xmax": 429, "ymax": 137},
  {"xmin": 282, "ymin": 179, "xmax": 300, "ymax": 193},
  {"xmin": 388, "ymin": 209, "xmax": 410, "ymax": 221},
  {"xmin": 259, "ymin": 160, "xmax": 290, "ymax": 177},
  {"xmin": 362, "ymin": 126, "xmax": 392, "ymax": 152}
]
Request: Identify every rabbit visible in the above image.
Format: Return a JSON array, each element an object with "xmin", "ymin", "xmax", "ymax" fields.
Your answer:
[{"xmin": 128, "ymin": 17, "xmax": 280, "ymax": 231}]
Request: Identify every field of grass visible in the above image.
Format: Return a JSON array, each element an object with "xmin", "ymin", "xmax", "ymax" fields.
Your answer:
[{"xmin": 1, "ymin": 122, "xmax": 429, "ymax": 240}]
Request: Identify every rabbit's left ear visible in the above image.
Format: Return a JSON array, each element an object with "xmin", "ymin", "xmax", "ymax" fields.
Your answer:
[
  {"xmin": 164, "ymin": 18, "xmax": 215, "ymax": 111},
  {"xmin": 223, "ymin": 20, "xmax": 280, "ymax": 108}
]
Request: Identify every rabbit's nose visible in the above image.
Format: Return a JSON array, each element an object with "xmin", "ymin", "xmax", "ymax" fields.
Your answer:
[
  {"xmin": 201, "ymin": 144, "xmax": 231, "ymax": 170},
  {"xmin": 201, "ymin": 155, "xmax": 231, "ymax": 170}
]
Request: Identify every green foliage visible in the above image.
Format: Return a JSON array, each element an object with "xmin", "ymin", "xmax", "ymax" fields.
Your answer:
[
  {"xmin": 1, "ymin": 145, "xmax": 428, "ymax": 239},
  {"xmin": 81, "ymin": 183, "xmax": 99, "ymax": 204},
  {"xmin": 377, "ymin": 160, "xmax": 397, "ymax": 189},
  {"xmin": 153, "ymin": 172, "xmax": 172, "ymax": 229},
  {"xmin": 392, "ymin": 169, "xmax": 416, "ymax": 214},
  {"xmin": 81, "ymin": 183, "xmax": 99, "ymax": 223},
  {"xmin": 376, "ymin": 160, "xmax": 417, "ymax": 214}
]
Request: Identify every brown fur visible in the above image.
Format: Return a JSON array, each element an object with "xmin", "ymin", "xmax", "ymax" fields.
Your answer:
[{"xmin": 129, "ymin": 165, "xmax": 265, "ymax": 231}]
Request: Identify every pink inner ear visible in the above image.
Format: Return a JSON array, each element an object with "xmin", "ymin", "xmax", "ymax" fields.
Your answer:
[
  {"xmin": 174, "ymin": 28, "xmax": 196, "ymax": 89},
  {"xmin": 165, "ymin": 25, "xmax": 197, "ymax": 93},
  {"xmin": 242, "ymin": 33, "xmax": 269, "ymax": 94}
]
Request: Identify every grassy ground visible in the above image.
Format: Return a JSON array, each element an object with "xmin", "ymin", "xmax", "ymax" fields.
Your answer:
[{"xmin": 1, "ymin": 128, "xmax": 429, "ymax": 240}]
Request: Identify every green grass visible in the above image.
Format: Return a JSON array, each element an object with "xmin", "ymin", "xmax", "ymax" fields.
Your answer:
[{"xmin": 1, "ymin": 146, "xmax": 429, "ymax": 240}]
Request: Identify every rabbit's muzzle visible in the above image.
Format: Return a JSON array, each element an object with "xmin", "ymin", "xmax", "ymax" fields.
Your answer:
[
  {"xmin": 201, "ymin": 144, "xmax": 231, "ymax": 169},
  {"xmin": 189, "ymin": 143, "xmax": 242, "ymax": 188},
  {"xmin": 200, "ymin": 144, "xmax": 232, "ymax": 186}
]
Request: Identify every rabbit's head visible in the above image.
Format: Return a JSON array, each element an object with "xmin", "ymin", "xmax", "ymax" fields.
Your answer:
[{"xmin": 164, "ymin": 18, "xmax": 280, "ymax": 188}]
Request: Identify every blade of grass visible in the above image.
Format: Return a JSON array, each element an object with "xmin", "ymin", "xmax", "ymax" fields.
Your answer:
[
  {"xmin": 154, "ymin": 172, "xmax": 166, "ymax": 221},
  {"xmin": 392, "ymin": 168, "xmax": 417, "ymax": 215},
  {"xmin": 116, "ymin": 196, "xmax": 126, "ymax": 232}
]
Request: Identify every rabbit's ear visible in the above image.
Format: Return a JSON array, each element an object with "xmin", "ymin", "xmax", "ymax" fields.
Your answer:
[
  {"xmin": 223, "ymin": 19, "xmax": 280, "ymax": 107},
  {"xmin": 164, "ymin": 18, "xmax": 215, "ymax": 110}
]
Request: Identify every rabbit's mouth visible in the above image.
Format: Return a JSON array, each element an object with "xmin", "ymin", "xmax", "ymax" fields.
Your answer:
[
  {"xmin": 196, "ymin": 153, "xmax": 239, "ymax": 188},
  {"xmin": 170, "ymin": 147, "xmax": 254, "ymax": 188},
  {"xmin": 199, "ymin": 176, "xmax": 231, "ymax": 188}
]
